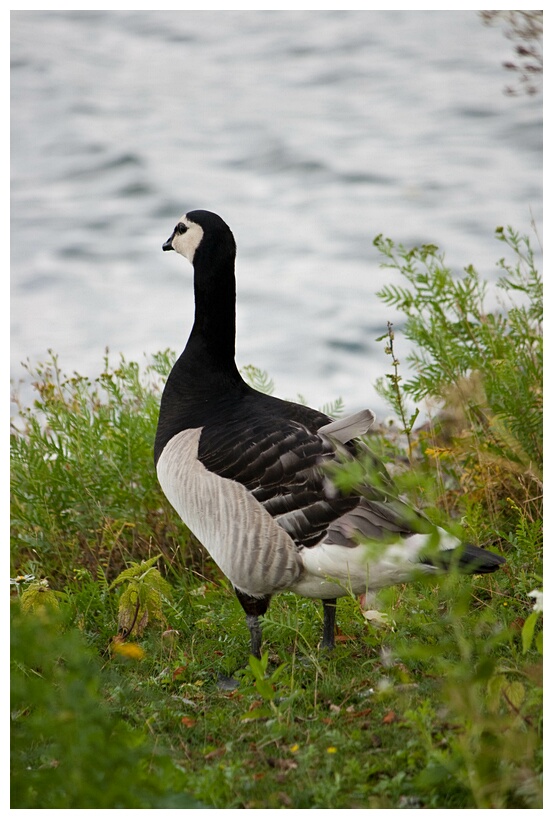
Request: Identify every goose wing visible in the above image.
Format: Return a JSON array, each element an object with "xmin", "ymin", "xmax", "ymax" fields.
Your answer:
[
  {"xmin": 197, "ymin": 409, "xmax": 374, "ymax": 549},
  {"xmin": 197, "ymin": 403, "xmax": 432, "ymax": 553}
]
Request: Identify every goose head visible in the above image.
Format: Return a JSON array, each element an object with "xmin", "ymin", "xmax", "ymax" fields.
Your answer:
[{"xmin": 162, "ymin": 210, "xmax": 236, "ymax": 266}]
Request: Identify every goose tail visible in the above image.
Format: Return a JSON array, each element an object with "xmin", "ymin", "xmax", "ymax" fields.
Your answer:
[{"xmin": 421, "ymin": 542, "xmax": 506, "ymax": 574}]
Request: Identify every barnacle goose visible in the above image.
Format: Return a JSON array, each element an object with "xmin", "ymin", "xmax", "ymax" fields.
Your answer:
[{"xmin": 155, "ymin": 210, "xmax": 505, "ymax": 658}]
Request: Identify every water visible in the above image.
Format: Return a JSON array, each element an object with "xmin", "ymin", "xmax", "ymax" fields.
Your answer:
[{"xmin": 11, "ymin": 10, "xmax": 542, "ymax": 419}]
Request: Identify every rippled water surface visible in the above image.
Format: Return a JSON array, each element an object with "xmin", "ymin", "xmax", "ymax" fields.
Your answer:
[{"xmin": 11, "ymin": 10, "xmax": 542, "ymax": 416}]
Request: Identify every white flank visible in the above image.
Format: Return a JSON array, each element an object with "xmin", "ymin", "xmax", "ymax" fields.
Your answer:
[
  {"xmin": 156, "ymin": 428, "xmax": 303, "ymax": 597},
  {"xmin": 291, "ymin": 530, "xmax": 460, "ymax": 600}
]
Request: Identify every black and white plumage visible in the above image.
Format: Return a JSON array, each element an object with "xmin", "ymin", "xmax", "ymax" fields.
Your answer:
[{"xmin": 155, "ymin": 210, "xmax": 505, "ymax": 657}]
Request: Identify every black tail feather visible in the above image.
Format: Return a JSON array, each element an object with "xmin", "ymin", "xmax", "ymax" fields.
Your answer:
[{"xmin": 421, "ymin": 543, "xmax": 506, "ymax": 575}]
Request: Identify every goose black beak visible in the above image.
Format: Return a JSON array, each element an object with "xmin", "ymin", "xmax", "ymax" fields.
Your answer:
[{"xmin": 162, "ymin": 236, "xmax": 175, "ymax": 251}]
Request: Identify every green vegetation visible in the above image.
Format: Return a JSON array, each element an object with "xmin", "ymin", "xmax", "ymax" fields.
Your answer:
[
  {"xmin": 11, "ymin": 605, "xmax": 204, "ymax": 809},
  {"xmin": 10, "ymin": 228, "xmax": 542, "ymax": 808}
]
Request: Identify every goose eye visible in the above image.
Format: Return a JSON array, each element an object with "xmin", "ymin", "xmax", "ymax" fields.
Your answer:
[{"xmin": 176, "ymin": 222, "xmax": 188, "ymax": 235}]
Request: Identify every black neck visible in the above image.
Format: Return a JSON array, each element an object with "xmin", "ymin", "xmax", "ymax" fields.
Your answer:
[
  {"xmin": 190, "ymin": 242, "xmax": 239, "ymax": 374},
  {"xmin": 155, "ymin": 238, "xmax": 246, "ymax": 462},
  {"xmin": 178, "ymin": 237, "xmax": 243, "ymax": 385}
]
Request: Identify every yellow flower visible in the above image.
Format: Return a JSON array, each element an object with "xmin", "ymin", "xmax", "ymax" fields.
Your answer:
[
  {"xmin": 112, "ymin": 641, "xmax": 145, "ymax": 660},
  {"xmin": 290, "ymin": 744, "xmax": 300, "ymax": 753},
  {"xmin": 327, "ymin": 746, "xmax": 337, "ymax": 754},
  {"xmin": 425, "ymin": 446, "xmax": 453, "ymax": 460}
]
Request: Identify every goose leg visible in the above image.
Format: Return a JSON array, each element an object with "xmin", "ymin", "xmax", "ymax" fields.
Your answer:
[
  {"xmin": 234, "ymin": 589, "xmax": 271, "ymax": 659},
  {"xmin": 321, "ymin": 598, "xmax": 337, "ymax": 650},
  {"xmin": 245, "ymin": 614, "xmax": 263, "ymax": 659}
]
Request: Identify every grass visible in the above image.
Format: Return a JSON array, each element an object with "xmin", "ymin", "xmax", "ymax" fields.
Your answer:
[
  {"xmin": 10, "ymin": 229, "xmax": 542, "ymax": 809},
  {"xmin": 10, "ymin": 570, "xmax": 541, "ymax": 809}
]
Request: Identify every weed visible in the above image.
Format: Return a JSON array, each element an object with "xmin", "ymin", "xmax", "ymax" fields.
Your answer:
[
  {"xmin": 109, "ymin": 554, "xmax": 173, "ymax": 638},
  {"xmin": 10, "ymin": 350, "xmax": 201, "ymax": 583},
  {"xmin": 373, "ymin": 227, "xmax": 542, "ymax": 539},
  {"xmin": 10, "ymin": 604, "xmax": 203, "ymax": 808}
]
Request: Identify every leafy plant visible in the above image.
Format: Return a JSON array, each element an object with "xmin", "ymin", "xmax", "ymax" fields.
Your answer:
[
  {"xmin": 239, "ymin": 651, "xmax": 290, "ymax": 721},
  {"xmin": 363, "ymin": 228, "xmax": 543, "ymax": 808},
  {"xmin": 19, "ymin": 578, "xmax": 62, "ymax": 613},
  {"xmin": 375, "ymin": 320, "xmax": 419, "ymax": 456},
  {"xmin": 110, "ymin": 554, "xmax": 173, "ymax": 638},
  {"xmin": 10, "ymin": 350, "xmax": 197, "ymax": 583},
  {"xmin": 373, "ymin": 228, "xmax": 542, "ymax": 537},
  {"xmin": 11, "ymin": 604, "xmax": 203, "ymax": 808},
  {"xmin": 397, "ymin": 579, "xmax": 542, "ymax": 809}
]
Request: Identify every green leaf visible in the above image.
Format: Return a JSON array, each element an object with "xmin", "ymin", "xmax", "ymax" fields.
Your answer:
[
  {"xmin": 255, "ymin": 678, "xmax": 275, "ymax": 701},
  {"xmin": 20, "ymin": 580, "xmax": 60, "ymax": 613},
  {"xmin": 521, "ymin": 611, "xmax": 538, "ymax": 654},
  {"xmin": 248, "ymin": 653, "xmax": 267, "ymax": 680},
  {"xmin": 109, "ymin": 554, "xmax": 163, "ymax": 589},
  {"xmin": 503, "ymin": 680, "xmax": 526, "ymax": 712},
  {"xmin": 487, "ymin": 674, "xmax": 509, "ymax": 712}
]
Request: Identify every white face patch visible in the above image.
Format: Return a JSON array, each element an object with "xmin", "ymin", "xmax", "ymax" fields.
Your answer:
[{"xmin": 170, "ymin": 215, "xmax": 204, "ymax": 264}]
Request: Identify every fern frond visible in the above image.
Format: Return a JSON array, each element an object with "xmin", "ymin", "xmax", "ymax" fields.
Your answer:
[
  {"xmin": 319, "ymin": 396, "xmax": 345, "ymax": 419},
  {"xmin": 240, "ymin": 365, "xmax": 275, "ymax": 395}
]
